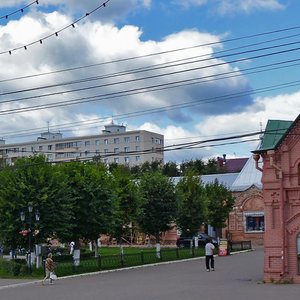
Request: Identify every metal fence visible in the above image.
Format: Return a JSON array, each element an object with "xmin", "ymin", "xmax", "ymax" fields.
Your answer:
[{"xmin": 50, "ymin": 247, "xmax": 205, "ymax": 277}]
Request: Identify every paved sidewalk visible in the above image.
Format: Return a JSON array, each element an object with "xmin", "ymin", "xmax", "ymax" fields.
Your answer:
[{"xmin": 1, "ymin": 247, "xmax": 300, "ymax": 300}]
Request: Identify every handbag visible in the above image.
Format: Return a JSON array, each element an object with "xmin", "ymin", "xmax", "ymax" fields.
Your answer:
[{"xmin": 50, "ymin": 272, "xmax": 57, "ymax": 280}]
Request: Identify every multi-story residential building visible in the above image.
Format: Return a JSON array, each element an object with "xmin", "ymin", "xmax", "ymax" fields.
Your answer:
[{"xmin": 0, "ymin": 123, "xmax": 164, "ymax": 166}]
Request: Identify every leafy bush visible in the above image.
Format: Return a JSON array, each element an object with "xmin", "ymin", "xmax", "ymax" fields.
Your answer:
[{"xmin": 0, "ymin": 258, "xmax": 28, "ymax": 276}]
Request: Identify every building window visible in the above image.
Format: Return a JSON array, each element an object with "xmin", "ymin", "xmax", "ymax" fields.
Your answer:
[
  {"xmin": 39, "ymin": 146, "xmax": 43, "ymax": 151},
  {"xmin": 104, "ymin": 149, "xmax": 108, "ymax": 154},
  {"xmin": 95, "ymin": 140, "xmax": 100, "ymax": 146},
  {"xmin": 135, "ymin": 136, "xmax": 140, "ymax": 142},
  {"xmin": 136, "ymin": 146, "xmax": 140, "ymax": 152},
  {"xmin": 84, "ymin": 151, "xmax": 90, "ymax": 156},
  {"xmin": 114, "ymin": 148, "xmax": 119, "ymax": 153},
  {"xmin": 104, "ymin": 139, "xmax": 108, "ymax": 145},
  {"xmin": 104, "ymin": 158, "xmax": 108, "ymax": 164},
  {"xmin": 21, "ymin": 148, "xmax": 26, "ymax": 152},
  {"xmin": 244, "ymin": 212, "xmax": 264, "ymax": 232},
  {"xmin": 85, "ymin": 141, "xmax": 90, "ymax": 146},
  {"xmin": 124, "ymin": 147, "xmax": 129, "ymax": 153},
  {"xmin": 124, "ymin": 157, "xmax": 130, "ymax": 164},
  {"xmin": 48, "ymin": 145, "xmax": 52, "ymax": 151},
  {"xmin": 114, "ymin": 138, "xmax": 119, "ymax": 144},
  {"xmin": 114, "ymin": 157, "xmax": 119, "ymax": 163},
  {"xmin": 124, "ymin": 137, "xmax": 130, "ymax": 143},
  {"xmin": 136, "ymin": 156, "xmax": 140, "ymax": 162}
]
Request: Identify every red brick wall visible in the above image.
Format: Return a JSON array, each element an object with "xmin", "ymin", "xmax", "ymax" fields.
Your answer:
[{"xmin": 260, "ymin": 123, "xmax": 300, "ymax": 282}]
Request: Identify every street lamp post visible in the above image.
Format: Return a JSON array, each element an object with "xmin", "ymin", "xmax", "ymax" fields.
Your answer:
[{"xmin": 20, "ymin": 204, "xmax": 40, "ymax": 274}]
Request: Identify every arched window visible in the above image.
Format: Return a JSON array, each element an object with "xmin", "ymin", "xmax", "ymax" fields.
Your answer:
[{"xmin": 298, "ymin": 233, "xmax": 300, "ymax": 274}]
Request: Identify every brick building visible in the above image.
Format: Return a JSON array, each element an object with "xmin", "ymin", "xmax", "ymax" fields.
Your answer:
[
  {"xmin": 229, "ymin": 156, "xmax": 264, "ymax": 245},
  {"xmin": 253, "ymin": 116, "xmax": 300, "ymax": 283}
]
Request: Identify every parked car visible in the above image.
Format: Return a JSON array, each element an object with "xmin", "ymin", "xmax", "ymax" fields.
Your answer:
[{"xmin": 176, "ymin": 233, "xmax": 218, "ymax": 248}]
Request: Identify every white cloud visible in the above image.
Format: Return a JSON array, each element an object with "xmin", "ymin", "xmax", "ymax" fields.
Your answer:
[
  {"xmin": 216, "ymin": 0, "xmax": 285, "ymax": 15},
  {"xmin": 173, "ymin": 0, "xmax": 285, "ymax": 14}
]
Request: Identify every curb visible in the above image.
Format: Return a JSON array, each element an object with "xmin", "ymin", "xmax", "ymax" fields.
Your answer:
[{"xmin": 0, "ymin": 248, "xmax": 254, "ymax": 290}]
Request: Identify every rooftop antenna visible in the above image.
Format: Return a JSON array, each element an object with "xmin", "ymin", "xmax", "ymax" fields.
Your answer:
[{"xmin": 47, "ymin": 121, "xmax": 50, "ymax": 133}]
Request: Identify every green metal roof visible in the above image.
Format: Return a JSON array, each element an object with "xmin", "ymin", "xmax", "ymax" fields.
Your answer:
[{"xmin": 258, "ymin": 119, "xmax": 293, "ymax": 151}]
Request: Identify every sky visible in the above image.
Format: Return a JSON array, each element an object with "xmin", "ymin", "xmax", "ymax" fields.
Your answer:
[{"xmin": 0, "ymin": 0, "xmax": 300, "ymax": 163}]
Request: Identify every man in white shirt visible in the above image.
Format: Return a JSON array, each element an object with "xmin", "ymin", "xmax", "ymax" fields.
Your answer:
[{"xmin": 205, "ymin": 239, "xmax": 215, "ymax": 271}]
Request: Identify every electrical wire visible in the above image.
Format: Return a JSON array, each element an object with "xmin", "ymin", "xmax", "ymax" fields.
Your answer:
[
  {"xmin": 0, "ymin": 0, "xmax": 39, "ymax": 21},
  {"xmin": 0, "ymin": 0, "xmax": 111, "ymax": 55},
  {"xmin": 2, "ymin": 24, "xmax": 300, "ymax": 83},
  {"xmin": 2, "ymin": 36, "xmax": 300, "ymax": 97}
]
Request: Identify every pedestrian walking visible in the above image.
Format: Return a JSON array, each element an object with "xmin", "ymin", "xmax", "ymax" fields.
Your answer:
[
  {"xmin": 43, "ymin": 253, "xmax": 56, "ymax": 285},
  {"xmin": 205, "ymin": 239, "xmax": 215, "ymax": 272}
]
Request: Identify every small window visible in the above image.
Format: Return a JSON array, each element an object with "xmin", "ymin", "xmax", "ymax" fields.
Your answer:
[
  {"xmin": 114, "ymin": 157, "xmax": 119, "ymax": 163},
  {"xmin": 104, "ymin": 139, "xmax": 108, "ymax": 145},
  {"xmin": 85, "ymin": 141, "xmax": 90, "ymax": 146},
  {"xmin": 136, "ymin": 156, "xmax": 140, "ymax": 162},
  {"xmin": 244, "ymin": 213, "xmax": 264, "ymax": 232},
  {"xmin": 48, "ymin": 145, "xmax": 52, "ymax": 151},
  {"xmin": 124, "ymin": 137, "xmax": 130, "ymax": 143},
  {"xmin": 124, "ymin": 157, "xmax": 130, "ymax": 164},
  {"xmin": 39, "ymin": 146, "xmax": 43, "ymax": 151},
  {"xmin": 95, "ymin": 140, "xmax": 100, "ymax": 146},
  {"xmin": 114, "ymin": 148, "xmax": 119, "ymax": 153},
  {"xmin": 114, "ymin": 138, "xmax": 119, "ymax": 144},
  {"xmin": 124, "ymin": 147, "xmax": 129, "ymax": 152},
  {"xmin": 135, "ymin": 136, "xmax": 140, "ymax": 142}
]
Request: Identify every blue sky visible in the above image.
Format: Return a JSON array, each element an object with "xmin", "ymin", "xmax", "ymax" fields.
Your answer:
[{"xmin": 0, "ymin": 0, "xmax": 300, "ymax": 163}]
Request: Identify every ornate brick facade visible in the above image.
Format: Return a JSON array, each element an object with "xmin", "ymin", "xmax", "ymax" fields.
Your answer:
[
  {"xmin": 254, "ymin": 117, "xmax": 300, "ymax": 283},
  {"xmin": 228, "ymin": 186, "xmax": 264, "ymax": 245}
]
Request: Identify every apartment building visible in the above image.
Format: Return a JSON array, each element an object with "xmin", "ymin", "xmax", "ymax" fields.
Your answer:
[{"xmin": 0, "ymin": 124, "xmax": 164, "ymax": 167}]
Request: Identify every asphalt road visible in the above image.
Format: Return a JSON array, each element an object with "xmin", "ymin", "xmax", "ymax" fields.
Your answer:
[{"xmin": 1, "ymin": 247, "xmax": 300, "ymax": 300}]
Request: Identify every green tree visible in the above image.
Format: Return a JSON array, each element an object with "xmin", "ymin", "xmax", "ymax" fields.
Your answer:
[
  {"xmin": 110, "ymin": 165, "xmax": 139, "ymax": 252},
  {"xmin": 0, "ymin": 155, "xmax": 74, "ymax": 251},
  {"xmin": 204, "ymin": 158, "xmax": 219, "ymax": 174},
  {"xmin": 137, "ymin": 171, "xmax": 177, "ymax": 256},
  {"xmin": 162, "ymin": 161, "xmax": 180, "ymax": 177},
  {"xmin": 180, "ymin": 159, "xmax": 206, "ymax": 176},
  {"xmin": 205, "ymin": 180, "xmax": 235, "ymax": 237},
  {"xmin": 175, "ymin": 173, "xmax": 207, "ymax": 237},
  {"xmin": 62, "ymin": 161, "xmax": 116, "ymax": 257}
]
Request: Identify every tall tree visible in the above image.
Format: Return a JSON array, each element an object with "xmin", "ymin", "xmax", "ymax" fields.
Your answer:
[
  {"xmin": 62, "ymin": 161, "xmax": 116, "ymax": 257},
  {"xmin": 0, "ymin": 155, "xmax": 74, "ymax": 250},
  {"xmin": 175, "ymin": 173, "xmax": 207, "ymax": 237},
  {"xmin": 137, "ymin": 171, "xmax": 177, "ymax": 256},
  {"xmin": 205, "ymin": 180, "xmax": 235, "ymax": 237},
  {"xmin": 110, "ymin": 165, "xmax": 139, "ymax": 249}
]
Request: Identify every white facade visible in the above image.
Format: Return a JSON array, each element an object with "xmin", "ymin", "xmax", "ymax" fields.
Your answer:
[{"xmin": 0, "ymin": 124, "xmax": 164, "ymax": 167}]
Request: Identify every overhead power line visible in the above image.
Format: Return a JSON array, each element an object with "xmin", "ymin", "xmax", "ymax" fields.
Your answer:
[
  {"xmin": 2, "ymin": 37, "xmax": 300, "ymax": 97},
  {"xmin": 1, "ymin": 40, "xmax": 300, "ymax": 115},
  {"xmin": 1, "ymin": 24, "xmax": 300, "ymax": 82}
]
